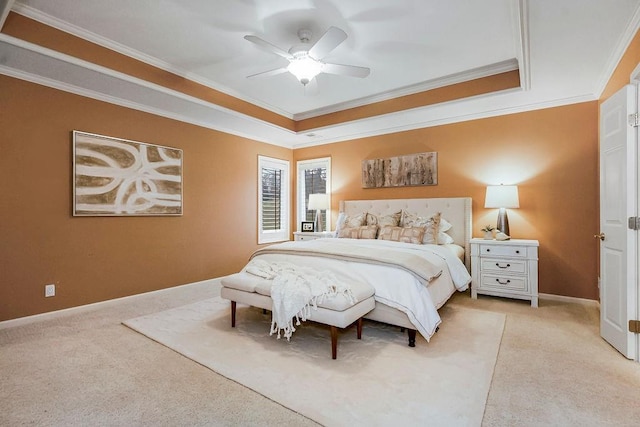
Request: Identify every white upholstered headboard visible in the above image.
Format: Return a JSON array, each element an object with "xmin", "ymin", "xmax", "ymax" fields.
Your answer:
[{"xmin": 339, "ymin": 197, "xmax": 472, "ymax": 270}]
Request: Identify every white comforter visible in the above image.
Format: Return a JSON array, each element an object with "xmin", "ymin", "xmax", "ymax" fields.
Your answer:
[{"xmin": 245, "ymin": 238, "xmax": 471, "ymax": 341}]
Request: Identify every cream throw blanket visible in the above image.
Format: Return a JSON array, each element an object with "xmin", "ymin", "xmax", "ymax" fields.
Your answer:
[
  {"xmin": 245, "ymin": 259, "xmax": 357, "ymax": 341},
  {"xmin": 252, "ymin": 239, "xmax": 443, "ymax": 284}
]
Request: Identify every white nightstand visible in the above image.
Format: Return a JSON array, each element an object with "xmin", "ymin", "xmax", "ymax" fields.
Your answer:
[
  {"xmin": 293, "ymin": 231, "xmax": 334, "ymax": 241},
  {"xmin": 470, "ymin": 238, "xmax": 539, "ymax": 307}
]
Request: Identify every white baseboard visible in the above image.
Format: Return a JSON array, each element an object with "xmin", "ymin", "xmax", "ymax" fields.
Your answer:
[
  {"xmin": 539, "ymin": 292, "xmax": 599, "ymax": 307},
  {"xmin": 0, "ymin": 276, "xmax": 226, "ymax": 330}
]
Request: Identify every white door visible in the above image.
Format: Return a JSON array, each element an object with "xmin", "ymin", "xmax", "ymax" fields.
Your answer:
[{"xmin": 599, "ymin": 84, "xmax": 638, "ymax": 360}]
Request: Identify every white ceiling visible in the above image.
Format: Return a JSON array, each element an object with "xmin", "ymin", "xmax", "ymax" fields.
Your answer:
[{"xmin": 1, "ymin": 0, "xmax": 640, "ymax": 147}]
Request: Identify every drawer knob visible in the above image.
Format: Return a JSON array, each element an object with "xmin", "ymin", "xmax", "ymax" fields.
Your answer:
[
  {"xmin": 496, "ymin": 263, "xmax": 511, "ymax": 269},
  {"xmin": 516, "ymin": 250, "xmax": 520, "ymax": 254},
  {"xmin": 496, "ymin": 278, "xmax": 511, "ymax": 285},
  {"xmin": 486, "ymin": 249, "xmax": 490, "ymax": 252}
]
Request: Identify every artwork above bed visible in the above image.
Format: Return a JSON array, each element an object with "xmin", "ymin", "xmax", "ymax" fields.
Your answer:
[{"xmin": 362, "ymin": 152, "xmax": 437, "ymax": 188}]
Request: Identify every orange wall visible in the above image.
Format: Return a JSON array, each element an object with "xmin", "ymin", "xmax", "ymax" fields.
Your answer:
[
  {"xmin": 0, "ymin": 75, "xmax": 292, "ymax": 321},
  {"xmin": 294, "ymin": 102, "xmax": 600, "ymax": 300}
]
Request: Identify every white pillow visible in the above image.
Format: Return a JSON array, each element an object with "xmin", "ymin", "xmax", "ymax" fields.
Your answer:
[
  {"xmin": 438, "ymin": 231, "xmax": 455, "ymax": 244},
  {"xmin": 438, "ymin": 217, "xmax": 455, "ymax": 244}
]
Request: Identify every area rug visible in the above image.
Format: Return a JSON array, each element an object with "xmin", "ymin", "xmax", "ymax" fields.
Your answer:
[{"xmin": 124, "ymin": 297, "xmax": 505, "ymax": 426}]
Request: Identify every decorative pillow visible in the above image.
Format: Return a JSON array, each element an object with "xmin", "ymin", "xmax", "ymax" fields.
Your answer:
[
  {"xmin": 401, "ymin": 211, "xmax": 441, "ymax": 244},
  {"xmin": 337, "ymin": 225, "xmax": 379, "ymax": 239},
  {"xmin": 366, "ymin": 211, "xmax": 401, "ymax": 227},
  {"xmin": 438, "ymin": 217, "xmax": 455, "ymax": 244},
  {"xmin": 438, "ymin": 231, "xmax": 455, "ymax": 244},
  {"xmin": 335, "ymin": 212, "xmax": 367, "ymax": 236},
  {"xmin": 377, "ymin": 225, "xmax": 426, "ymax": 244},
  {"xmin": 439, "ymin": 217, "xmax": 452, "ymax": 232}
]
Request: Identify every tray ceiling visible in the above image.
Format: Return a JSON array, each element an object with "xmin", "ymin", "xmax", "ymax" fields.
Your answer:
[{"xmin": 1, "ymin": 0, "xmax": 639, "ymax": 147}]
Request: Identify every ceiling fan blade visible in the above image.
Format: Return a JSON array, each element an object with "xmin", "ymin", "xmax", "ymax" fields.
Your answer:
[
  {"xmin": 322, "ymin": 63, "xmax": 370, "ymax": 78},
  {"xmin": 304, "ymin": 78, "xmax": 319, "ymax": 96},
  {"xmin": 246, "ymin": 67, "xmax": 288, "ymax": 79},
  {"xmin": 308, "ymin": 26, "xmax": 347, "ymax": 60},
  {"xmin": 244, "ymin": 35, "xmax": 293, "ymax": 60}
]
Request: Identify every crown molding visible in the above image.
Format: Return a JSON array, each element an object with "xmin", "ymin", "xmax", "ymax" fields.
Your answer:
[
  {"xmin": 291, "ymin": 92, "xmax": 596, "ymax": 149},
  {"xmin": 1, "ymin": 30, "xmax": 598, "ymax": 151}
]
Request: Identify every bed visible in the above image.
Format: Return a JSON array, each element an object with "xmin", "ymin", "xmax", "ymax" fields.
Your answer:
[
  {"xmin": 225, "ymin": 197, "xmax": 472, "ymax": 347},
  {"xmin": 340, "ymin": 197, "xmax": 472, "ymax": 343}
]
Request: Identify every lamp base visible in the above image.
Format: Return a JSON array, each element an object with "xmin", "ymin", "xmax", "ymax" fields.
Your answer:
[
  {"xmin": 314, "ymin": 209, "xmax": 324, "ymax": 232},
  {"xmin": 496, "ymin": 208, "xmax": 510, "ymax": 236}
]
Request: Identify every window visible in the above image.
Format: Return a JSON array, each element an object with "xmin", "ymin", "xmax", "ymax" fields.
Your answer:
[
  {"xmin": 296, "ymin": 157, "xmax": 331, "ymax": 231},
  {"xmin": 258, "ymin": 156, "xmax": 290, "ymax": 244}
]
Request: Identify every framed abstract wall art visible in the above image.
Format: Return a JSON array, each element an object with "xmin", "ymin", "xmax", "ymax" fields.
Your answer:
[
  {"xmin": 362, "ymin": 152, "xmax": 437, "ymax": 188},
  {"xmin": 72, "ymin": 131, "xmax": 183, "ymax": 216}
]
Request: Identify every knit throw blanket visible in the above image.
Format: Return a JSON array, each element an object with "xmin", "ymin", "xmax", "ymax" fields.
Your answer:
[{"xmin": 245, "ymin": 259, "xmax": 357, "ymax": 341}]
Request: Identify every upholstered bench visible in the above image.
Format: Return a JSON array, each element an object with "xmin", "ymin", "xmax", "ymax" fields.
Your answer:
[{"xmin": 220, "ymin": 272, "xmax": 376, "ymax": 359}]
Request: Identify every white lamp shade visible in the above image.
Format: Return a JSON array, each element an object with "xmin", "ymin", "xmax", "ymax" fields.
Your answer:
[
  {"xmin": 308, "ymin": 193, "xmax": 329, "ymax": 210},
  {"xmin": 485, "ymin": 185, "xmax": 520, "ymax": 208}
]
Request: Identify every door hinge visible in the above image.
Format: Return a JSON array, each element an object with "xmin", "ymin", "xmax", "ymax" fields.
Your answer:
[
  {"xmin": 629, "ymin": 217, "xmax": 640, "ymax": 230},
  {"xmin": 628, "ymin": 113, "xmax": 639, "ymax": 127},
  {"xmin": 629, "ymin": 320, "xmax": 640, "ymax": 333}
]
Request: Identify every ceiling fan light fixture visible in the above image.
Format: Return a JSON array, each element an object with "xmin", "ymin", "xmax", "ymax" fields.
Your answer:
[{"xmin": 287, "ymin": 57, "xmax": 323, "ymax": 85}]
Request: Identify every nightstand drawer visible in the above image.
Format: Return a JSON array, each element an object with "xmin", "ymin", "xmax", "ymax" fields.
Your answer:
[
  {"xmin": 481, "ymin": 274, "xmax": 528, "ymax": 292},
  {"xmin": 296, "ymin": 234, "xmax": 319, "ymax": 241},
  {"xmin": 480, "ymin": 258, "xmax": 527, "ymax": 274},
  {"xmin": 479, "ymin": 244, "xmax": 527, "ymax": 258},
  {"xmin": 293, "ymin": 231, "xmax": 334, "ymax": 241}
]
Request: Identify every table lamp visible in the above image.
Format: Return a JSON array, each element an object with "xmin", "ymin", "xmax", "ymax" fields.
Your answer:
[
  {"xmin": 308, "ymin": 193, "xmax": 329, "ymax": 232},
  {"xmin": 484, "ymin": 185, "xmax": 519, "ymax": 236}
]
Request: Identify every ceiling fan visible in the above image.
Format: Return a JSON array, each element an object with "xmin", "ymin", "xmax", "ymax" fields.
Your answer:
[{"xmin": 244, "ymin": 26, "xmax": 370, "ymax": 87}]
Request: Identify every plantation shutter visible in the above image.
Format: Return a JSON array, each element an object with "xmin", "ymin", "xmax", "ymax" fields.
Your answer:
[
  {"xmin": 261, "ymin": 166, "xmax": 282, "ymax": 231},
  {"xmin": 258, "ymin": 156, "xmax": 289, "ymax": 244}
]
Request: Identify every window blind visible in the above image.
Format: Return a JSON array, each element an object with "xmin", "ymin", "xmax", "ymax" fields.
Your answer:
[{"xmin": 261, "ymin": 167, "xmax": 281, "ymax": 231}]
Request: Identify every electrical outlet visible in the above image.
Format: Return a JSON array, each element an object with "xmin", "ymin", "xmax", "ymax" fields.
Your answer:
[{"xmin": 45, "ymin": 284, "xmax": 55, "ymax": 297}]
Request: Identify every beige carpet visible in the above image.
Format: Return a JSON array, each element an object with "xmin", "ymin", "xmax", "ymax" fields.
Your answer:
[{"xmin": 124, "ymin": 297, "xmax": 505, "ymax": 427}]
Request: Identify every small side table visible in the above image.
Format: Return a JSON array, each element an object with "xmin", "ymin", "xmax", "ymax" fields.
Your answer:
[{"xmin": 470, "ymin": 238, "xmax": 539, "ymax": 307}]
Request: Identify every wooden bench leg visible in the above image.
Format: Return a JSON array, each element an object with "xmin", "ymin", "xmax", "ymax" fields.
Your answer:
[
  {"xmin": 407, "ymin": 329, "xmax": 416, "ymax": 347},
  {"xmin": 356, "ymin": 318, "xmax": 363, "ymax": 339},
  {"xmin": 230, "ymin": 301, "xmax": 236, "ymax": 328},
  {"xmin": 330, "ymin": 326, "xmax": 338, "ymax": 360}
]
